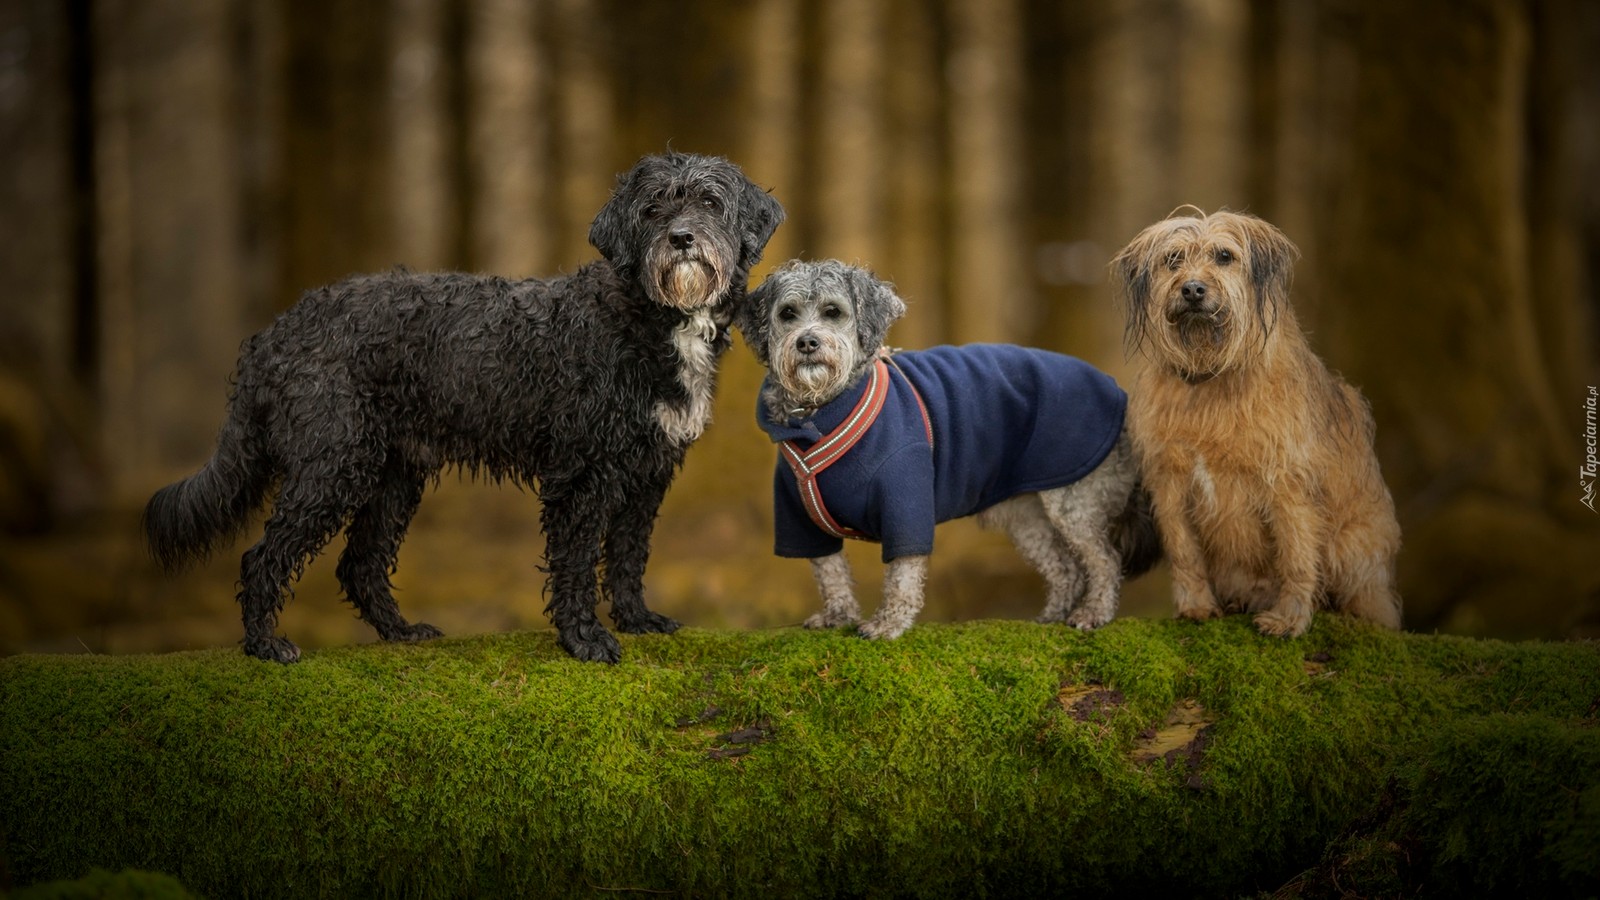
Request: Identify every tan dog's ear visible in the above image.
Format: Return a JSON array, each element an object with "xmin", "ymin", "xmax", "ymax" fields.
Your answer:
[
  {"xmin": 1111, "ymin": 217, "xmax": 1184, "ymax": 355},
  {"xmin": 1237, "ymin": 213, "xmax": 1299, "ymax": 318}
]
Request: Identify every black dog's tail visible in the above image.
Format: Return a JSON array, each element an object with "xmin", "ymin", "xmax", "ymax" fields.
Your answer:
[
  {"xmin": 143, "ymin": 398, "xmax": 272, "ymax": 573},
  {"xmin": 1113, "ymin": 482, "xmax": 1163, "ymax": 578}
]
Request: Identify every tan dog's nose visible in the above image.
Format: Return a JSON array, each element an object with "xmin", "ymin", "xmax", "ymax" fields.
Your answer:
[{"xmin": 1181, "ymin": 280, "xmax": 1208, "ymax": 305}]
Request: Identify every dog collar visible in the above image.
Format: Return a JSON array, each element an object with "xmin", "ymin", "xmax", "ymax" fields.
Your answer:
[{"xmin": 776, "ymin": 355, "xmax": 933, "ymax": 542}]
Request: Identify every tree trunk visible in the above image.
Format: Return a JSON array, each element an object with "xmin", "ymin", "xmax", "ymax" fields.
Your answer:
[{"xmin": 1324, "ymin": 0, "xmax": 1600, "ymax": 636}]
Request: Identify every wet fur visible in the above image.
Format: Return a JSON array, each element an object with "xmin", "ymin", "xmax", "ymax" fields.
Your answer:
[{"xmin": 144, "ymin": 152, "xmax": 784, "ymax": 663}]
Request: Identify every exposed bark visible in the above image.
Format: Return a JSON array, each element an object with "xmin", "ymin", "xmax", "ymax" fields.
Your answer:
[
  {"xmin": 465, "ymin": 0, "xmax": 551, "ymax": 276},
  {"xmin": 93, "ymin": 0, "xmax": 246, "ymax": 494}
]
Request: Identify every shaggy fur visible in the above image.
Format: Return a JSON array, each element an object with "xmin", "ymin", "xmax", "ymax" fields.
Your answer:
[
  {"xmin": 1112, "ymin": 208, "xmax": 1402, "ymax": 638},
  {"xmin": 740, "ymin": 260, "xmax": 1158, "ymax": 639},
  {"xmin": 144, "ymin": 152, "xmax": 784, "ymax": 663}
]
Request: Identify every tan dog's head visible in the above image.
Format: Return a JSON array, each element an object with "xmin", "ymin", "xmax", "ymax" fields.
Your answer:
[{"xmin": 1111, "ymin": 208, "xmax": 1299, "ymax": 380}]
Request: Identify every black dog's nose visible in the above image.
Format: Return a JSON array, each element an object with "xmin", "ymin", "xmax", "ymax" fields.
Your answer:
[
  {"xmin": 669, "ymin": 229, "xmax": 695, "ymax": 250},
  {"xmin": 795, "ymin": 334, "xmax": 820, "ymax": 355},
  {"xmin": 1181, "ymin": 280, "xmax": 1208, "ymax": 304}
]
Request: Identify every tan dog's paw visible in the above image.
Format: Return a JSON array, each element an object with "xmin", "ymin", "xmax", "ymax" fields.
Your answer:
[
  {"xmin": 1254, "ymin": 606, "xmax": 1311, "ymax": 638},
  {"xmin": 1173, "ymin": 583, "xmax": 1223, "ymax": 622}
]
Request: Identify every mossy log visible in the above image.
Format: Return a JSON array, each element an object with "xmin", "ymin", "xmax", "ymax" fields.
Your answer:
[{"xmin": 2, "ymin": 617, "xmax": 1596, "ymax": 898}]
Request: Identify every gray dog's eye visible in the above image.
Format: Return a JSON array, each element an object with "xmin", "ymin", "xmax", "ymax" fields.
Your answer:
[{"xmin": 822, "ymin": 305, "xmax": 843, "ymax": 320}]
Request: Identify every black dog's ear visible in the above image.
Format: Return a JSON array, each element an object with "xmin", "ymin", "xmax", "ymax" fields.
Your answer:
[
  {"xmin": 844, "ymin": 266, "xmax": 906, "ymax": 353},
  {"xmin": 589, "ymin": 167, "xmax": 639, "ymax": 274},
  {"xmin": 737, "ymin": 271, "xmax": 784, "ymax": 364},
  {"xmin": 737, "ymin": 177, "xmax": 786, "ymax": 268}
]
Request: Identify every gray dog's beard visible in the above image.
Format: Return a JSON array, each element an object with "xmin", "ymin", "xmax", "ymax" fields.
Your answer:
[{"xmin": 781, "ymin": 362, "xmax": 845, "ymax": 409}]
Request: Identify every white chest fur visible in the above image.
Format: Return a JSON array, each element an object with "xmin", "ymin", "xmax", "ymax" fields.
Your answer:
[{"xmin": 654, "ymin": 308, "xmax": 719, "ymax": 446}]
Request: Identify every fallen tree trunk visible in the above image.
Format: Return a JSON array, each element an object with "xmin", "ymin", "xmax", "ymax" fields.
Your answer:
[{"xmin": 2, "ymin": 617, "xmax": 1596, "ymax": 897}]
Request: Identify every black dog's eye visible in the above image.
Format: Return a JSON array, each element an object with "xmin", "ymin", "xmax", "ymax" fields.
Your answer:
[
  {"xmin": 643, "ymin": 203, "xmax": 663, "ymax": 220},
  {"xmin": 776, "ymin": 306, "xmax": 798, "ymax": 322},
  {"xmin": 822, "ymin": 305, "xmax": 843, "ymax": 320},
  {"xmin": 1215, "ymin": 248, "xmax": 1234, "ymax": 264},
  {"xmin": 700, "ymin": 196, "xmax": 723, "ymax": 213}
]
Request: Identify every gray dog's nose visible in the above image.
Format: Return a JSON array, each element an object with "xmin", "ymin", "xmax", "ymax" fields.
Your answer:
[
  {"xmin": 795, "ymin": 334, "xmax": 820, "ymax": 355},
  {"xmin": 669, "ymin": 229, "xmax": 695, "ymax": 250},
  {"xmin": 1181, "ymin": 280, "xmax": 1208, "ymax": 304}
]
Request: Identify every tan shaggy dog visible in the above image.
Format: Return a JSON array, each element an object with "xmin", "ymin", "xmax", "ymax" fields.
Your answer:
[{"xmin": 1111, "ymin": 208, "xmax": 1401, "ymax": 637}]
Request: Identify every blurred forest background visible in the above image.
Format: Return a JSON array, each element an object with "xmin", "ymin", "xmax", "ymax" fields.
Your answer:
[{"xmin": 2, "ymin": 0, "xmax": 1597, "ymax": 655}]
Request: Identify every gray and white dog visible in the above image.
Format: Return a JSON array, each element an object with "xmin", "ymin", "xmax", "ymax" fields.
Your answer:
[{"xmin": 739, "ymin": 260, "xmax": 1159, "ymax": 639}]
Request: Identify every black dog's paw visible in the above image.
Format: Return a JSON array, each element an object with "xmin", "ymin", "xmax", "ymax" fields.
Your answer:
[
  {"xmin": 559, "ymin": 624, "xmax": 623, "ymax": 664},
  {"xmin": 613, "ymin": 609, "xmax": 682, "ymax": 635},
  {"xmin": 382, "ymin": 622, "xmax": 444, "ymax": 643},
  {"xmin": 244, "ymin": 635, "xmax": 302, "ymax": 664}
]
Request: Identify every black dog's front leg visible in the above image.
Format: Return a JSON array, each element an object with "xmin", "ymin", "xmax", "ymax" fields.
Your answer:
[
  {"xmin": 540, "ymin": 483, "xmax": 622, "ymax": 663},
  {"xmin": 605, "ymin": 470, "xmax": 681, "ymax": 635}
]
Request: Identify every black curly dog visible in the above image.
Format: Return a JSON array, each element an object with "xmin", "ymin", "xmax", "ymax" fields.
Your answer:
[{"xmin": 144, "ymin": 152, "xmax": 784, "ymax": 663}]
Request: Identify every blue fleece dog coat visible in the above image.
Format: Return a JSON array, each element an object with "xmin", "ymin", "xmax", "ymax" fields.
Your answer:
[{"xmin": 757, "ymin": 344, "xmax": 1127, "ymax": 562}]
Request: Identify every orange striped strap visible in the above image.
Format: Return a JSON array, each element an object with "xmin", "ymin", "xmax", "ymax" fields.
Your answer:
[{"xmin": 779, "ymin": 354, "xmax": 933, "ymax": 542}]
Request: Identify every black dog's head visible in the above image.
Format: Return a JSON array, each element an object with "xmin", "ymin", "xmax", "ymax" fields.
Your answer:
[
  {"xmin": 740, "ymin": 260, "xmax": 906, "ymax": 414},
  {"xmin": 589, "ymin": 152, "xmax": 785, "ymax": 312}
]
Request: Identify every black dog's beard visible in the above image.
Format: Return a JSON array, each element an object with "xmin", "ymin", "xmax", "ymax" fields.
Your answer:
[
  {"xmin": 645, "ymin": 240, "xmax": 733, "ymax": 311},
  {"xmin": 661, "ymin": 260, "xmax": 716, "ymax": 309}
]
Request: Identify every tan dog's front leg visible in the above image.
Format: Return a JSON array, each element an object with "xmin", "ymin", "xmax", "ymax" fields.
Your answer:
[
  {"xmin": 1255, "ymin": 488, "xmax": 1322, "ymax": 638},
  {"xmin": 856, "ymin": 554, "xmax": 928, "ymax": 640},
  {"xmin": 1148, "ymin": 473, "xmax": 1221, "ymax": 621},
  {"xmin": 804, "ymin": 552, "xmax": 861, "ymax": 629}
]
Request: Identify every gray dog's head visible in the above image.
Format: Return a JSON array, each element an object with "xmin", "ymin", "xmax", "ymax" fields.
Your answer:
[
  {"xmin": 741, "ymin": 260, "xmax": 907, "ymax": 417},
  {"xmin": 589, "ymin": 152, "xmax": 785, "ymax": 312}
]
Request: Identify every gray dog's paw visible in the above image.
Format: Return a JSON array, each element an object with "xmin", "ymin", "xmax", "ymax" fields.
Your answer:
[
  {"xmin": 1066, "ymin": 607, "xmax": 1112, "ymax": 631},
  {"xmin": 855, "ymin": 617, "xmax": 908, "ymax": 641},
  {"xmin": 804, "ymin": 610, "xmax": 859, "ymax": 630}
]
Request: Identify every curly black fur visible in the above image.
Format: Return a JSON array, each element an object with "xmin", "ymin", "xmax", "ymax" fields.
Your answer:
[{"xmin": 144, "ymin": 152, "xmax": 784, "ymax": 664}]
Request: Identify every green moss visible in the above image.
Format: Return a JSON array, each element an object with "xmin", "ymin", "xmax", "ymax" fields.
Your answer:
[
  {"xmin": 2, "ymin": 617, "xmax": 1596, "ymax": 898},
  {"xmin": 10, "ymin": 869, "xmax": 196, "ymax": 899}
]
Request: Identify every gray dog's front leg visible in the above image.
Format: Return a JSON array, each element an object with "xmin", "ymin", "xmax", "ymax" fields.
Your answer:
[
  {"xmin": 804, "ymin": 551, "xmax": 861, "ymax": 629},
  {"xmin": 856, "ymin": 554, "xmax": 928, "ymax": 640}
]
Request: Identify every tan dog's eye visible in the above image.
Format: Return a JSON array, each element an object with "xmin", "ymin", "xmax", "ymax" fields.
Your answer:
[
  {"xmin": 1215, "ymin": 248, "xmax": 1234, "ymax": 265},
  {"xmin": 1164, "ymin": 251, "xmax": 1184, "ymax": 270}
]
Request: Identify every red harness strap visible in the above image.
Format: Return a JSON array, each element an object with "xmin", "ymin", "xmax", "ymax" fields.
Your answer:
[{"xmin": 779, "ymin": 354, "xmax": 933, "ymax": 542}]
